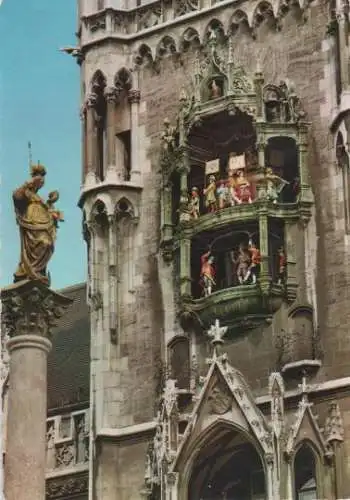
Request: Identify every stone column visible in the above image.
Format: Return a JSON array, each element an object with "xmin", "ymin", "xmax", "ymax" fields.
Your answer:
[
  {"xmin": 2, "ymin": 280, "xmax": 72, "ymax": 500},
  {"xmin": 80, "ymin": 106, "xmax": 87, "ymax": 185},
  {"xmin": 337, "ymin": 3, "xmax": 350, "ymax": 91},
  {"xmin": 128, "ymin": 89, "xmax": 141, "ymax": 183},
  {"xmin": 258, "ymin": 207, "xmax": 270, "ymax": 295},
  {"xmin": 104, "ymin": 86, "xmax": 119, "ymax": 183},
  {"xmin": 85, "ymin": 93, "xmax": 98, "ymax": 188}
]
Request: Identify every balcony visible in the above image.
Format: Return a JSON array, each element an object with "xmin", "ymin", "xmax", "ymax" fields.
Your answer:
[{"xmin": 179, "ymin": 282, "xmax": 284, "ymax": 334}]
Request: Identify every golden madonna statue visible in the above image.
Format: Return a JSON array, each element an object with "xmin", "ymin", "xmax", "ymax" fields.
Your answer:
[{"xmin": 12, "ymin": 163, "xmax": 64, "ymax": 285}]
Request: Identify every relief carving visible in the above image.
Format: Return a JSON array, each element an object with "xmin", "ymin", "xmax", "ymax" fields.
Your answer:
[{"xmin": 208, "ymin": 381, "xmax": 233, "ymax": 414}]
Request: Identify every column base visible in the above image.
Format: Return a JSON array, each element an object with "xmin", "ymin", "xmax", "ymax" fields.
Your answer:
[
  {"xmin": 131, "ymin": 170, "xmax": 142, "ymax": 183},
  {"xmin": 84, "ymin": 171, "xmax": 97, "ymax": 189},
  {"xmin": 105, "ymin": 166, "xmax": 122, "ymax": 183},
  {"xmin": 7, "ymin": 335, "xmax": 52, "ymax": 355}
]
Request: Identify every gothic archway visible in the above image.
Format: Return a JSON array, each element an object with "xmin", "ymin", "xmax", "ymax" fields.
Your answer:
[{"xmin": 187, "ymin": 426, "xmax": 266, "ymax": 500}]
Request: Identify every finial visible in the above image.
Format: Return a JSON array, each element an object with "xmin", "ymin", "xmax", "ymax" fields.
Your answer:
[
  {"xmin": 298, "ymin": 371, "xmax": 310, "ymax": 406},
  {"xmin": 254, "ymin": 61, "xmax": 264, "ymax": 80},
  {"xmin": 28, "ymin": 141, "xmax": 32, "ymax": 168},
  {"xmin": 179, "ymin": 88, "xmax": 187, "ymax": 102},
  {"xmin": 207, "ymin": 319, "xmax": 228, "ymax": 359}
]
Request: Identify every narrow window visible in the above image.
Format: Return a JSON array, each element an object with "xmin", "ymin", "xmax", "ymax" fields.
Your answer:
[{"xmin": 294, "ymin": 444, "xmax": 318, "ymax": 500}]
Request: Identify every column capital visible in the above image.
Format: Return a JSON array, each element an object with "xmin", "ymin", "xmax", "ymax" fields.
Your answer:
[
  {"xmin": 1, "ymin": 280, "xmax": 73, "ymax": 340},
  {"xmin": 128, "ymin": 89, "xmax": 141, "ymax": 104},
  {"xmin": 104, "ymin": 86, "xmax": 119, "ymax": 103}
]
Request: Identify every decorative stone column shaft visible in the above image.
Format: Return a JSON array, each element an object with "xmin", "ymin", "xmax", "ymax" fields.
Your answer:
[
  {"xmin": 128, "ymin": 89, "xmax": 141, "ymax": 183},
  {"xmin": 337, "ymin": 4, "xmax": 350, "ymax": 91},
  {"xmin": 1, "ymin": 280, "xmax": 72, "ymax": 500},
  {"xmin": 258, "ymin": 208, "xmax": 270, "ymax": 295},
  {"xmin": 85, "ymin": 93, "xmax": 98, "ymax": 187},
  {"xmin": 80, "ymin": 106, "xmax": 87, "ymax": 184},
  {"xmin": 104, "ymin": 86, "xmax": 119, "ymax": 183}
]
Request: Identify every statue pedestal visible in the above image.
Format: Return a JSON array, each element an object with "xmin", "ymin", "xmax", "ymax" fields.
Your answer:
[{"xmin": 1, "ymin": 280, "xmax": 72, "ymax": 500}]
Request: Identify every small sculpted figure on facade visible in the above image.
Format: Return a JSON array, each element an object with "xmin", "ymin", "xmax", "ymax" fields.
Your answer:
[
  {"xmin": 12, "ymin": 163, "xmax": 62, "ymax": 285},
  {"xmin": 189, "ymin": 187, "xmax": 200, "ymax": 219},
  {"xmin": 227, "ymin": 169, "xmax": 240, "ymax": 206},
  {"xmin": 200, "ymin": 250, "xmax": 216, "ymax": 296},
  {"xmin": 75, "ymin": 417, "xmax": 87, "ymax": 463},
  {"xmin": 210, "ymin": 79, "xmax": 222, "ymax": 99},
  {"xmin": 203, "ymin": 175, "xmax": 217, "ymax": 213},
  {"xmin": 217, "ymin": 180, "xmax": 228, "ymax": 209},
  {"xmin": 46, "ymin": 190, "xmax": 64, "ymax": 234},
  {"xmin": 245, "ymin": 240, "xmax": 261, "ymax": 284},
  {"xmin": 234, "ymin": 169, "xmax": 253, "ymax": 204},
  {"xmin": 232, "ymin": 243, "xmax": 251, "ymax": 284},
  {"xmin": 161, "ymin": 118, "xmax": 176, "ymax": 152},
  {"xmin": 263, "ymin": 167, "xmax": 289, "ymax": 204},
  {"xmin": 46, "ymin": 422, "xmax": 56, "ymax": 470},
  {"xmin": 277, "ymin": 246, "xmax": 286, "ymax": 285}
]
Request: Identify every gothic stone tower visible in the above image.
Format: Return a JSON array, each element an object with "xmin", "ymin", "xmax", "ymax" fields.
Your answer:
[{"xmin": 77, "ymin": 0, "xmax": 350, "ymax": 498}]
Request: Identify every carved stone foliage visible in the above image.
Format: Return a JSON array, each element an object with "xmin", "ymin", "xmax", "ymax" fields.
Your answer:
[
  {"xmin": 135, "ymin": 5, "xmax": 162, "ymax": 31},
  {"xmin": 1, "ymin": 281, "xmax": 72, "ymax": 340},
  {"xmin": 46, "ymin": 473, "xmax": 88, "ymax": 499},
  {"xmin": 174, "ymin": 0, "xmax": 200, "ymax": 18},
  {"xmin": 324, "ymin": 401, "xmax": 344, "ymax": 444},
  {"xmin": 84, "ymin": 11, "xmax": 106, "ymax": 33}
]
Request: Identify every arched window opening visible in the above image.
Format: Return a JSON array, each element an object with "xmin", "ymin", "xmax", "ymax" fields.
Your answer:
[
  {"xmin": 91, "ymin": 72, "xmax": 107, "ymax": 181},
  {"xmin": 187, "ymin": 111, "xmax": 257, "ymax": 216},
  {"xmin": 336, "ymin": 132, "xmax": 350, "ymax": 233},
  {"xmin": 168, "ymin": 337, "xmax": 190, "ymax": 390},
  {"xmin": 114, "ymin": 68, "xmax": 132, "ymax": 181},
  {"xmin": 265, "ymin": 136, "xmax": 299, "ymax": 203},
  {"xmin": 189, "ymin": 429, "xmax": 266, "ymax": 500},
  {"xmin": 294, "ymin": 443, "xmax": 318, "ymax": 500}
]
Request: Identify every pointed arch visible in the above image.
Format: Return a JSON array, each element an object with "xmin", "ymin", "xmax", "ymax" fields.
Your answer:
[
  {"xmin": 293, "ymin": 441, "xmax": 319, "ymax": 500},
  {"xmin": 203, "ymin": 18, "xmax": 226, "ymax": 45},
  {"xmin": 156, "ymin": 35, "xmax": 177, "ymax": 59},
  {"xmin": 180, "ymin": 27, "xmax": 200, "ymax": 52},
  {"xmin": 178, "ymin": 420, "xmax": 267, "ymax": 500},
  {"xmin": 134, "ymin": 43, "xmax": 154, "ymax": 68},
  {"xmin": 229, "ymin": 9, "xmax": 250, "ymax": 37},
  {"xmin": 90, "ymin": 69, "xmax": 107, "ymax": 93},
  {"xmin": 114, "ymin": 67, "xmax": 132, "ymax": 92},
  {"xmin": 252, "ymin": 1, "xmax": 276, "ymax": 34}
]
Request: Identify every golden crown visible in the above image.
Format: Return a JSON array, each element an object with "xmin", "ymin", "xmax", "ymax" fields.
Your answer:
[{"xmin": 30, "ymin": 163, "xmax": 47, "ymax": 177}]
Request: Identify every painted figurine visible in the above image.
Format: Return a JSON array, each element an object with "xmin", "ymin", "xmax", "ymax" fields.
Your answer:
[
  {"xmin": 189, "ymin": 187, "xmax": 200, "ymax": 219},
  {"xmin": 277, "ymin": 246, "xmax": 287, "ymax": 285},
  {"xmin": 200, "ymin": 251, "xmax": 216, "ymax": 297},
  {"xmin": 203, "ymin": 175, "xmax": 217, "ymax": 213},
  {"xmin": 234, "ymin": 169, "xmax": 253, "ymax": 204},
  {"xmin": 232, "ymin": 243, "xmax": 251, "ymax": 284},
  {"xmin": 264, "ymin": 167, "xmax": 289, "ymax": 204},
  {"xmin": 227, "ymin": 169, "xmax": 240, "ymax": 206},
  {"xmin": 216, "ymin": 180, "xmax": 228, "ymax": 210},
  {"xmin": 245, "ymin": 241, "xmax": 261, "ymax": 284}
]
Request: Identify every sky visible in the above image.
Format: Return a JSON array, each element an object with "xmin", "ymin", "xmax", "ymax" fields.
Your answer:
[{"xmin": 0, "ymin": 0, "xmax": 86, "ymax": 290}]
